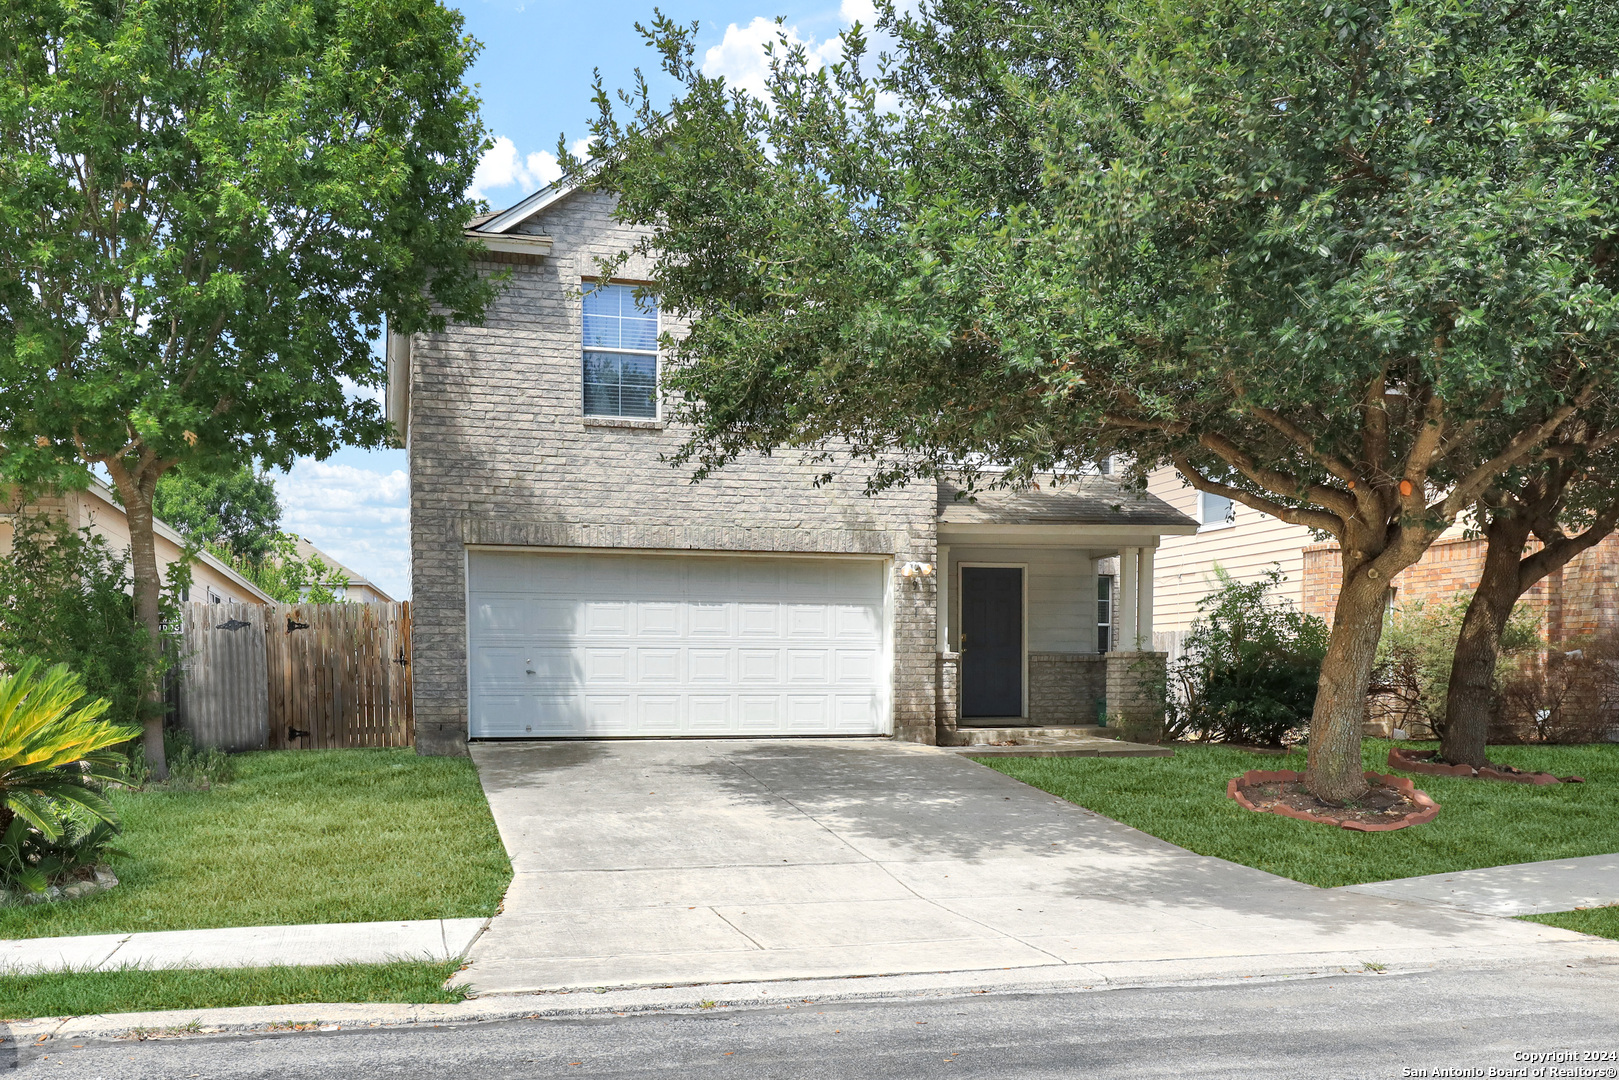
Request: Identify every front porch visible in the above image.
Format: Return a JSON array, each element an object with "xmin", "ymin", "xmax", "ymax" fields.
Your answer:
[{"xmin": 932, "ymin": 479, "xmax": 1198, "ymax": 745}]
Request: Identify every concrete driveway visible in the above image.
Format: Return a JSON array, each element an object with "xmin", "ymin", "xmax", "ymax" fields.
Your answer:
[{"xmin": 463, "ymin": 740, "xmax": 1604, "ymax": 994}]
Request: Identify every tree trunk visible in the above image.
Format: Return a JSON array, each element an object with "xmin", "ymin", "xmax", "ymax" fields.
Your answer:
[
  {"xmin": 1304, "ymin": 568, "xmax": 1390, "ymax": 803},
  {"xmin": 1440, "ymin": 518, "xmax": 1529, "ymax": 768},
  {"xmin": 111, "ymin": 466, "xmax": 169, "ymax": 781}
]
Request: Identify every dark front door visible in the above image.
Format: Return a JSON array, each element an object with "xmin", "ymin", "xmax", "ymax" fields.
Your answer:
[{"xmin": 961, "ymin": 566, "xmax": 1024, "ymax": 719}]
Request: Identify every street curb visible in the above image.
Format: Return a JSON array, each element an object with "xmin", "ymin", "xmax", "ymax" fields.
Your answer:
[{"xmin": 8, "ymin": 939, "xmax": 1618, "ymax": 1045}]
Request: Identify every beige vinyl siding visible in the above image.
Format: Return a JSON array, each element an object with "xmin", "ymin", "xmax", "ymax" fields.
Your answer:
[
  {"xmin": 1146, "ymin": 467, "xmax": 1313, "ymax": 634},
  {"xmin": 1, "ymin": 486, "xmax": 270, "ymax": 606},
  {"xmin": 945, "ymin": 545, "xmax": 1101, "ymax": 653}
]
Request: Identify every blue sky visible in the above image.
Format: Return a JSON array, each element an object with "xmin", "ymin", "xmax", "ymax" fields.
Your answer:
[{"xmin": 274, "ymin": 0, "xmax": 880, "ymax": 600}]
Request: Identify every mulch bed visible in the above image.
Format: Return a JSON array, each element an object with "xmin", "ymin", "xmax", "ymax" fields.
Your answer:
[
  {"xmin": 1387, "ymin": 746, "xmax": 1583, "ymax": 785},
  {"xmin": 1228, "ymin": 769, "xmax": 1440, "ymax": 832}
]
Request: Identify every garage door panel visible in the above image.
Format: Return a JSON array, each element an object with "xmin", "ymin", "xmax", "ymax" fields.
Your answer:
[
  {"xmin": 739, "ymin": 650, "xmax": 780, "ymax": 683},
  {"xmin": 637, "ymin": 696, "xmax": 682, "ymax": 733},
  {"xmin": 787, "ymin": 605, "xmax": 832, "ymax": 638},
  {"xmin": 689, "ymin": 603, "xmax": 731, "ymax": 636},
  {"xmin": 638, "ymin": 603, "xmax": 683, "ymax": 636},
  {"xmin": 638, "ymin": 649, "xmax": 682, "ymax": 683},
  {"xmin": 738, "ymin": 604, "xmax": 779, "ymax": 637},
  {"xmin": 740, "ymin": 695, "xmax": 782, "ymax": 731},
  {"xmin": 688, "ymin": 695, "xmax": 733, "ymax": 731},
  {"xmin": 689, "ymin": 649, "xmax": 733, "ymax": 683},
  {"xmin": 584, "ymin": 649, "xmax": 631, "ymax": 684},
  {"xmin": 584, "ymin": 602, "xmax": 631, "ymax": 636},
  {"xmin": 788, "ymin": 650, "xmax": 829, "ymax": 683},
  {"xmin": 467, "ymin": 551, "xmax": 889, "ymax": 738}
]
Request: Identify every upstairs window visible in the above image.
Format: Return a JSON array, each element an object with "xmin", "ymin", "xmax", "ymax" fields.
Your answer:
[
  {"xmin": 1197, "ymin": 491, "xmax": 1235, "ymax": 529},
  {"xmin": 582, "ymin": 283, "xmax": 658, "ymax": 418}
]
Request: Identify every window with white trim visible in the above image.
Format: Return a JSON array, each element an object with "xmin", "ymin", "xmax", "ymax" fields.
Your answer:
[
  {"xmin": 1197, "ymin": 491, "xmax": 1235, "ymax": 529},
  {"xmin": 582, "ymin": 283, "xmax": 658, "ymax": 418},
  {"xmin": 1097, "ymin": 574, "xmax": 1114, "ymax": 653}
]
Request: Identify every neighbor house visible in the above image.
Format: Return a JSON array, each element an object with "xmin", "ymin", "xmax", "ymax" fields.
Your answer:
[
  {"xmin": 0, "ymin": 479, "xmax": 274, "ymax": 606},
  {"xmin": 1145, "ymin": 465, "xmax": 1619, "ymax": 650},
  {"xmin": 387, "ymin": 182, "xmax": 1196, "ymax": 754},
  {"xmin": 289, "ymin": 536, "xmax": 395, "ymax": 604}
]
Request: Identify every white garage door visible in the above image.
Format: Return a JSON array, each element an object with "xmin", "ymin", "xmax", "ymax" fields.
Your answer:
[{"xmin": 466, "ymin": 550, "xmax": 890, "ymax": 737}]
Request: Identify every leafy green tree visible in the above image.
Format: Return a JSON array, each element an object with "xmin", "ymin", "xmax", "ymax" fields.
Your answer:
[
  {"xmin": 230, "ymin": 532, "xmax": 350, "ymax": 604},
  {"xmin": 1443, "ymin": 427, "xmax": 1619, "ymax": 766},
  {"xmin": 578, "ymin": 0, "xmax": 1619, "ymax": 801},
  {"xmin": 0, "ymin": 0, "xmax": 497, "ymax": 776},
  {"xmin": 154, "ymin": 464, "xmax": 281, "ymax": 564}
]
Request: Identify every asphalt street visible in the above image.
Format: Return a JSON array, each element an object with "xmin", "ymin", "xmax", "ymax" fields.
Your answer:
[{"xmin": 14, "ymin": 960, "xmax": 1619, "ymax": 1079}]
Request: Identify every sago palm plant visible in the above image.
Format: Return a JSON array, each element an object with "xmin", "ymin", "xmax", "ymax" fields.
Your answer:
[{"xmin": 0, "ymin": 659, "xmax": 140, "ymax": 841}]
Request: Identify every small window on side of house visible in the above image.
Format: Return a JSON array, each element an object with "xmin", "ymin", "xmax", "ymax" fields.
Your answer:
[
  {"xmin": 582, "ymin": 283, "xmax": 658, "ymax": 419},
  {"xmin": 207, "ymin": 587, "xmax": 222, "ymax": 604},
  {"xmin": 1097, "ymin": 574, "xmax": 1114, "ymax": 653},
  {"xmin": 1198, "ymin": 491, "xmax": 1235, "ymax": 529}
]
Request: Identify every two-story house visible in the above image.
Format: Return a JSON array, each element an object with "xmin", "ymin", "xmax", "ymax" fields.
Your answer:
[{"xmin": 388, "ymin": 181, "xmax": 1196, "ymax": 754}]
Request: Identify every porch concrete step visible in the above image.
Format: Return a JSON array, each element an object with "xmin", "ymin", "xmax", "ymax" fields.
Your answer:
[
  {"xmin": 947, "ymin": 725, "xmax": 1110, "ymax": 745},
  {"xmin": 942, "ymin": 727, "xmax": 1174, "ymax": 759}
]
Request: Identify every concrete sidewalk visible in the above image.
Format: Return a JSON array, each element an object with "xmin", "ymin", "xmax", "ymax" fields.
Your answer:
[
  {"xmin": 462, "ymin": 739, "xmax": 1606, "ymax": 995},
  {"xmin": 0, "ymin": 918, "xmax": 486, "ymax": 975},
  {"xmin": 1339, "ymin": 854, "xmax": 1619, "ymax": 916}
]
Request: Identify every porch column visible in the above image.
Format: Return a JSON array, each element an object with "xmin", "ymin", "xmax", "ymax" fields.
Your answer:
[
  {"xmin": 1118, "ymin": 546, "xmax": 1139, "ymax": 652},
  {"xmin": 1136, "ymin": 545, "xmax": 1154, "ymax": 651},
  {"xmin": 936, "ymin": 545, "xmax": 951, "ymax": 651}
]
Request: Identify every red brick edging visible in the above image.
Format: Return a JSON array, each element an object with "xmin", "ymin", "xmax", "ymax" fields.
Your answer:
[
  {"xmin": 1227, "ymin": 769, "xmax": 1440, "ymax": 832},
  {"xmin": 1386, "ymin": 746, "xmax": 1579, "ymax": 785}
]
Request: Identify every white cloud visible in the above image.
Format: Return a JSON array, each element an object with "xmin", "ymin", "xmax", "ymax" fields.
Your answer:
[
  {"xmin": 701, "ymin": 0, "xmax": 917, "ymax": 104},
  {"xmin": 702, "ymin": 17, "xmax": 845, "ymax": 100},
  {"xmin": 468, "ymin": 136, "xmax": 596, "ymax": 203},
  {"xmin": 272, "ymin": 459, "xmax": 412, "ymax": 600}
]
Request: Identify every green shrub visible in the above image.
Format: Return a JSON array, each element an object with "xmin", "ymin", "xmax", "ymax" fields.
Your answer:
[
  {"xmin": 1167, "ymin": 568, "xmax": 1328, "ymax": 747},
  {"xmin": 1370, "ymin": 595, "xmax": 1540, "ymax": 738},
  {"xmin": 0, "ymin": 514, "xmax": 168, "ymax": 728},
  {"xmin": 0, "ymin": 660, "xmax": 138, "ymax": 893}
]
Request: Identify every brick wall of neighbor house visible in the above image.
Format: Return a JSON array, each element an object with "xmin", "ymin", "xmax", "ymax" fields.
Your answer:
[
  {"xmin": 1301, "ymin": 533, "xmax": 1619, "ymax": 642},
  {"xmin": 1028, "ymin": 653, "xmax": 1106, "ymax": 725},
  {"xmin": 407, "ymin": 190, "xmax": 939, "ymax": 753}
]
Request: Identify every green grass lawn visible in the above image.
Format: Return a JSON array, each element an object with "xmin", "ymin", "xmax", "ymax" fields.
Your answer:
[
  {"xmin": 978, "ymin": 740, "xmax": 1619, "ymax": 888},
  {"xmin": 0, "ymin": 748, "xmax": 511, "ymax": 940},
  {"xmin": 1520, "ymin": 905, "xmax": 1619, "ymax": 942},
  {"xmin": 0, "ymin": 960, "xmax": 469, "ymax": 1021}
]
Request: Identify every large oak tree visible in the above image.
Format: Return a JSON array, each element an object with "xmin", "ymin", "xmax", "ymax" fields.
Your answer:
[
  {"xmin": 0, "ymin": 0, "xmax": 497, "ymax": 775},
  {"xmin": 577, "ymin": 0, "xmax": 1619, "ymax": 800}
]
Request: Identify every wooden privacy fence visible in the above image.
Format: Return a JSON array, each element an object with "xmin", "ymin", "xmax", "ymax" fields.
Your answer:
[{"xmin": 175, "ymin": 602, "xmax": 413, "ymax": 751}]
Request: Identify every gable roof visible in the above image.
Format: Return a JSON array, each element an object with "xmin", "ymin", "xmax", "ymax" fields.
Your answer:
[
  {"xmin": 289, "ymin": 536, "xmax": 394, "ymax": 603},
  {"xmin": 472, "ymin": 180, "xmax": 581, "ymax": 235},
  {"xmin": 937, "ymin": 475, "xmax": 1198, "ymax": 529},
  {"xmin": 462, "ymin": 179, "xmax": 587, "ymax": 256}
]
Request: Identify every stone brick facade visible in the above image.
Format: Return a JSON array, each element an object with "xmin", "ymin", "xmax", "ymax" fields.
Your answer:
[
  {"xmin": 407, "ymin": 189, "xmax": 938, "ymax": 753},
  {"xmin": 936, "ymin": 652, "xmax": 960, "ymax": 741},
  {"xmin": 1028, "ymin": 652, "xmax": 1107, "ymax": 725},
  {"xmin": 1302, "ymin": 533, "xmax": 1619, "ymax": 643},
  {"xmin": 1105, "ymin": 651, "xmax": 1169, "ymax": 728}
]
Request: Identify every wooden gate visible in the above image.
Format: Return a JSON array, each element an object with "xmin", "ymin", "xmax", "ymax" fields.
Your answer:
[
  {"xmin": 175, "ymin": 602, "xmax": 412, "ymax": 751},
  {"xmin": 175, "ymin": 603, "xmax": 271, "ymax": 752}
]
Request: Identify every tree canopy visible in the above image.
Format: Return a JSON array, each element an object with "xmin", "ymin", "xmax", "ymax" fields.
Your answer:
[
  {"xmin": 154, "ymin": 464, "xmax": 282, "ymax": 564},
  {"xmin": 0, "ymin": 0, "xmax": 497, "ymax": 774},
  {"xmin": 578, "ymin": 0, "xmax": 1619, "ymax": 799}
]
